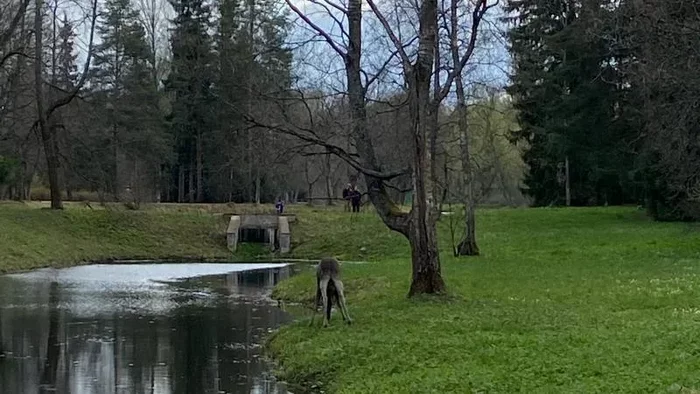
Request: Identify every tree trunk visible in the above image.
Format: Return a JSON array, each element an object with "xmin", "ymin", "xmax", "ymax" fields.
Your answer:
[
  {"xmin": 34, "ymin": 0, "xmax": 63, "ymax": 209},
  {"xmin": 565, "ymin": 155, "xmax": 571, "ymax": 206},
  {"xmin": 112, "ymin": 125, "xmax": 120, "ymax": 200},
  {"xmin": 228, "ymin": 165, "xmax": 234, "ymax": 202},
  {"xmin": 307, "ymin": 183, "xmax": 313, "ymax": 206},
  {"xmin": 406, "ymin": 88, "xmax": 445, "ymax": 293},
  {"xmin": 15, "ymin": 159, "xmax": 26, "ymax": 201},
  {"xmin": 196, "ymin": 134, "xmax": 203, "ymax": 202},
  {"xmin": 254, "ymin": 171, "xmax": 261, "ymax": 204},
  {"xmin": 325, "ymin": 153, "xmax": 334, "ymax": 205},
  {"xmin": 188, "ymin": 161, "xmax": 195, "ymax": 202},
  {"xmin": 345, "ymin": 0, "xmax": 444, "ymax": 296},
  {"xmin": 405, "ymin": 0, "xmax": 445, "ymax": 294},
  {"xmin": 408, "ymin": 213, "xmax": 444, "ymax": 295},
  {"xmin": 450, "ymin": 0, "xmax": 479, "ymax": 256},
  {"xmin": 456, "ymin": 103, "xmax": 479, "ymax": 256},
  {"xmin": 178, "ymin": 165, "xmax": 185, "ymax": 203}
]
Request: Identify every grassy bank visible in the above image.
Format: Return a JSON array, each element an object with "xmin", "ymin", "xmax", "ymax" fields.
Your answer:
[
  {"xmin": 269, "ymin": 206, "xmax": 700, "ymax": 393},
  {"xmin": 0, "ymin": 201, "xmax": 233, "ymax": 273},
  {"xmin": 0, "ymin": 200, "xmax": 404, "ymax": 273}
]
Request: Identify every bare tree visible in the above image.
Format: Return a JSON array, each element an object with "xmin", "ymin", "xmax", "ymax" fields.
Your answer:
[
  {"xmin": 0, "ymin": 0, "xmax": 32, "ymax": 68},
  {"xmin": 269, "ymin": 0, "xmax": 491, "ymax": 295},
  {"xmin": 445, "ymin": 0, "xmax": 496, "ymax": 255},
  {"xmin": 33, "ymin": 0, "xmax": 98, "ymax": 209}
]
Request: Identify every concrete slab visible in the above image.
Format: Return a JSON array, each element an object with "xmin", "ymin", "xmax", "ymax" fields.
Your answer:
[{"xmin": 226, "ymin": 214, "xmax": 292, "ymax": 254}]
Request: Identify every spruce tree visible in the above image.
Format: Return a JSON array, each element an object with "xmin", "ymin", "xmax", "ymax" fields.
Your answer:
[
  {"xmin": 165, "ymin": 0, "xmax": 215, "ymax": 202},
  {"xmin": 506, "ymin": 0, "xmax": 636, "ymax": 206}
]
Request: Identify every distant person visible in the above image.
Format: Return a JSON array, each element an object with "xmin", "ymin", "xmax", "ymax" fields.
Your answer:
[
  {"xmin": 342, "ymin": 186, "xmax": 350, "ymax": 211},
  {"xmin": 275, "ymin": 198, "xmax": 285, "ymax": 214},
  {"xmin": 346, "ymin": 176, "xmax": 362, "ymax": 213}
]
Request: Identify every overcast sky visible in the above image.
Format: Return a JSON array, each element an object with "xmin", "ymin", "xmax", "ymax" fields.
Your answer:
[{"xmin": 65, "ymin": 0, "xmax": 510, "ymax": 98}]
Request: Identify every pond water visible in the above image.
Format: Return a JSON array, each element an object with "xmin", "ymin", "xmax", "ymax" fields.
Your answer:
[{"xmin": 0, "ymin": 262, "xmax": 298, "ymax": 394}]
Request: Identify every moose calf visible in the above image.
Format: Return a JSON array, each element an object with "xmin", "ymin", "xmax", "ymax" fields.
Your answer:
[{"xmin": 312, "ymin": 257, "xmax": 352, "ymax": 327}]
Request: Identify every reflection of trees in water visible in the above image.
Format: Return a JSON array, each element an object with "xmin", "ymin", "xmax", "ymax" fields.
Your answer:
[
  {"xmin": 0, "ymin": 277, "xmax": 54, "ymax": 391},
  {"xmin": 0, "ymin": 267, "xmax": 293, "ymax": 394},
  {"xmin": 223, "ymin": 266, "xmax": 293, "ymax": 295},
  {"xmin": 39, "ymin": 281, "xmax": 60, "ymax": 392}
]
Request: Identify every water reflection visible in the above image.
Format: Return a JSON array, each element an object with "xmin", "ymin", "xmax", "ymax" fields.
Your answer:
[{"xmin": 0, "ymin": 263, "xmax": 296, "ymax": 394}]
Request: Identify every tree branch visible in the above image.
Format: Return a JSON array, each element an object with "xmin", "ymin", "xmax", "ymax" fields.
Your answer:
[
  {"xmin": 45, "ymin": 0, "xmax": 98, "ymax": 117},
  {"xmin": 366, "ymin": 0, "xmax": 413, "ymax": 71},
  {"xmin": 0, "ymin": 0, "xmax": 31, "ymax": 50},
  {"xmin": 0, "ymin": 49, "xmax": 28, "ymax": 68},
  {"xmin": 437, "ymin": 0, "xmax": 497, "ymax": 102},
  {"xmin": 284, "ymin": 0, "xmax": 347, "ymax": 59},
  {"xmin": 243, "ymin": 114, "xmax": 408, "ymax": 180}
]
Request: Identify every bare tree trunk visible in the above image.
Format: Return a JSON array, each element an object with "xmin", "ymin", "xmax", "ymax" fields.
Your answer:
[
  {"xmin": 324, "ymin": 152, "xmax": 334, "ymax": 205},
  {"xmin": 246, "ymin": 0, "xmax": 256, "ymax": 204},
  {"xmin": 565, "ymin": 155, "xmax": 571, "ymax": 206},
  {"xmin": 247, "ymin": 132, "xmax": 254, "ymax": 202},
  {"xmin": 113, "ymin": 125, "xmax": 120, "ymax": 200},
  {"xmin": 406, "ymin": 0, "xmax": 445, "ymax": 294},
  {"xmin": 155, "ymin": 164, "xmax": 161, "ymax": 203},
  {"xmin": 254, "ymin": 170, "xmax": 261, "ymax": 204},
  {"xmin": 34, "ymin": 0, "xmax": 63, "ymax": 209},
  {"xmin": 307, "ymin": 183, "xmax": 313, "ymax": 205},
  {"xmin": 456, "ymin": 107, "xmax": 479, "ymax": 256},
  {"xmin": 178, "ymin": 165, "xmax": 185, "ymax": 202},
  {"xmin": 355, "ymin": 0, "xmax": 444, "ymax": 295},
  {"xmin": 188, "ymin": 161, "xmax": 194, "ymax": 202},
  {"xmin": 450, "ymin": 0, "xmax": 480, "ymax": 256},
  {"xmin": 228, "ymin": 165, "xmax": 234, "ymax": 202},
  {"xmin": 196, "ymin": 133, "xmax": 203, "ymax": 202}
]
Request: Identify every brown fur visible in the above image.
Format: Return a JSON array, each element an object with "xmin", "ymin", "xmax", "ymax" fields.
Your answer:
[{"xmin": 310, "ymin": 257, "xmax": 352, "ymax": 327}]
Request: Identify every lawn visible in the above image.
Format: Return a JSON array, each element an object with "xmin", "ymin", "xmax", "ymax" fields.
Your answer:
[
  {"xmin": 4, "ymin": 200, "xmax": 700, "ymax": 392},
  {"xmin": 269, "ymin": 206, "xmax": 700, "ymax": 393},
  {"xmin": 0, "ymin": 201, "xmax": 234, "ymax": 273},
  {"xmin": 0, "ymin": 200, "xmax": 403, "ymax": 273}
]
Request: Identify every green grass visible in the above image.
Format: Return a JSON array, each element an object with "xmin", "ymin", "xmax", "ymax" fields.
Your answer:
[
  {"xmin": 6, "ymin": 200, "xmax": 700, "ymax": 392},
  {"xmin": 0, "ymin": 200, "xmax": 403, "ymax": 273},
  {"xmin": 0, "ymin": 201, "xmax": 234, "ymax": 273},
  {"xmin": 269, "ymin": 206, "xmax": 700, "ymax": 393}
]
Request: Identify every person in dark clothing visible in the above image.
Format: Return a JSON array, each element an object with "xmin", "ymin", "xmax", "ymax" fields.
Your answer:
[
  {"xmin": 342, "ymin": 187, "xmax": 350, "ymax": 212},
  {"xmin": 275, "ymin": 198, "xmax": 285, "ymax": 214},
  {"xmin": 350, "ymin": 189, "xmax": 361, "ymax": 212},
  {"xmin": 346, "ymin": 176, "xmax": 361, "ymax": 213}
]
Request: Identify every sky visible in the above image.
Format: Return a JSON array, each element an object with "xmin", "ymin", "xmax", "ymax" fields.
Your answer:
[
  {"xmin": 64, "ymin": 0, "xmax": 511, "ymax": 99},
  {"xmin": 286, "ymin": 0, "xmax": 511, "ymax": 99}
]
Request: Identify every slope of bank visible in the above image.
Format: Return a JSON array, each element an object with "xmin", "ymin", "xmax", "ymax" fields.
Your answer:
[
  {"xmin": 0, "ymin": 201, "xmax": 405, "ymax": 274},
  {"xmin": 0, "ymin": 202, "xmax": 231, "ymax": 273},
  {"xmin": 269, "ymin": 206, "xmax": 700, "ymax": 393}
]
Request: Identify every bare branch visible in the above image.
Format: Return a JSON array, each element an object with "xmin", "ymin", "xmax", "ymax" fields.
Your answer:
[
  {"xmin": 366, "ymin": 0, "xmax": 413, "ymax": 71},
  {"xmin": 437, "ymin": 0, "xmax": 497, "ymax": 102},
  {"xmin": 0, "ymin": 0, "xmax": 31, "ymax": 50},
  {"xmin": 0, "ymin": 49, "xmax": 28, "ymax": 68},
  {"xmin": 243, "ymin": 114, "xmax": 408, "ymax": 180},
  {"xmin": 285, "ymin": 0, "xmax": 347, "ymax": 59},
  {"xmin": 46, "ymin": 0, "xmax": 99, "ymax": 117}
]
